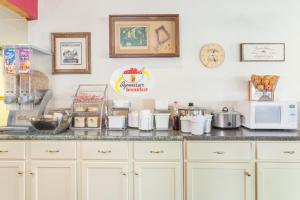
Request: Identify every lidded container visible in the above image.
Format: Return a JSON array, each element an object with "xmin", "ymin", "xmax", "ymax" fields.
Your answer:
[
  {"xmin": 154, "ymin": 113, "xmax": 170, "ymax": 130},
  {"xmin": 108, "ymin": 115, "xmax": 126, "ymax": 130},
  {"xmin": 190, "ymin": 115, "xmax": 205, "ymax": 135},
  {"xmin": 212, "ymin": 107, "xmax": 242, "ymax": 129},
  {"xmin": 180, "ymin": 116, "xmax": 192, "ymax": 133},
  {"xmin": 128, "ymin": 111, "xmax": 139, "ymax": 128},
  {"xmin": 139, "ymin": 110, "xmax": 153, "ymax": 131}
]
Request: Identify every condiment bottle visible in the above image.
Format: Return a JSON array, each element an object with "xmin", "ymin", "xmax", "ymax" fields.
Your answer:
[
  {"xmin": 187, "ymin": 102, "xmax": 195, "ymax": 116},
  {"xmin": 172, "ymin": 101, "xmax": 180, "ymax": 130}
]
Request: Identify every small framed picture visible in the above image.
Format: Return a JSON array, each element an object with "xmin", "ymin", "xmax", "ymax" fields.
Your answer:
[
  {"xmin": 109, "ymin": 14, "xmax": 180, "ymax": 58},
  {"xmin": 240, "ymin": 43, "xmax": 285, "ymax": 62},
  {"xmin": 51, "ymin": 32, "xmax": 91, "ymax": 74}
]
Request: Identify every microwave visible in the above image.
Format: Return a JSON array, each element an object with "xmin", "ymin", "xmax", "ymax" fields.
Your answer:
[{"xmin": 236, "ymin": 101, "xmax": 298, "ymax": 130}]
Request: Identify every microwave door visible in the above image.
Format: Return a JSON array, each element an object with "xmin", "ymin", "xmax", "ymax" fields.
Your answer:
[{"xmin": 254, "ymin": 105, "xmax": 283, "ymax": 129}]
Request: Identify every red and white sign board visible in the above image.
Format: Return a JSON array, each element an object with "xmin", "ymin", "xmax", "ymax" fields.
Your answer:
[{"xmin": 0, "ymin": 0, "xmax": 38, "ymax": 20}]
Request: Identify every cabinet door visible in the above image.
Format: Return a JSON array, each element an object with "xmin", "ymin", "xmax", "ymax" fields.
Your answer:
[
  {"xmin": 30, "ymin": 161, "xmax": 76, "ymax": 200},
  {"xmin": 0, "ymin": 161, "xmax": 25, "ymax": 200},
  {"xmin": 134, "ymin": 162, "xmax": 182, "ymax": 200},
  {"xmin": 187, "ymin": 162, "xmax": 253, "ymax": 200},
  {"xmin": 81, "ymin": 162, "xmax": 129, "ymax": 200},
  {"xmin": 257, "ymin": 162, "xmax": 300, "ymax": 200}
]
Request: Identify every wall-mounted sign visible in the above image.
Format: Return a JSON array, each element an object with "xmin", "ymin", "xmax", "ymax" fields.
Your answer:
[
  {"xmin": 240, "ymin": 43, "xmax": 285, "ymax": 62},
  {"xmin": 0, "ymin": 0, "xmax": 38, "ymax": 20},
  {"xmin": 110, "ymin": 66, "xmax": 154, "ymax": 97}
]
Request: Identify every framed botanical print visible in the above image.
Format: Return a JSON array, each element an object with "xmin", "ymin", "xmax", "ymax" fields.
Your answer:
[
  {"xmin": 240, "ymin": 43, "xmax": 285, "ymax": 62},
  {"xmin": 51, "ymin": 32, "xmax": 91, "ymax": 74},
  {"xmin": 109, "ymin": 14, "xmax": 180, "ymax": 58}
]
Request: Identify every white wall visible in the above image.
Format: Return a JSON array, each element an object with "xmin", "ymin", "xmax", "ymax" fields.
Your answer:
[
  {"xmin": 28, "ymin": 0, "xmax": 300, "ymax": 111},
  {"xmin": 0, "ymin": 5, "xmax": 28, "ymax": 44}
]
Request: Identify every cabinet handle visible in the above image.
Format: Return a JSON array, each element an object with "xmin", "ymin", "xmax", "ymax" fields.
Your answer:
[
  {"xmin": 150, "ymin": 150, "xmax": 164, "ymax": 154},
  {"xmin": 46, "ymin": 150, "xmax": 60, "ymax": 153},
  {"xmin": 213, "ymin": 151, "xmax": 225, "ymax": 155},
  {"xmin": 0, "ymin": 150, "xmax": 8, "ymax": 153},
  {"xmin": 29, "ymin": 172, "xmax": 34, "ymax": 175},
  {"xmin": 134, "ymin": 172, "xmax": 139, "ymax": 176},
  {"xmin": 283, "ymin": 151, "xmax": 295, "ymax": 155},
  {"xmin": 17, "ymin": 171, "xmax": 23, "ymax": 175},
  {"xmin": 244, "ymin": 171, "xmax": 251, "ymax": 177},
  {"xmin": 98, "ymin": 150, "xmax": 112, "ymax": 154},
  {"xmin": 121, "ymin": 172, "xmax": 127, "ymax": 176}
]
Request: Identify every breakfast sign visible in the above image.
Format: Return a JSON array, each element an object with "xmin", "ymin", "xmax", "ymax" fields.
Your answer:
[{"xmin": 110, "ymin": 66, "xmax": 154, "ymax": 96}]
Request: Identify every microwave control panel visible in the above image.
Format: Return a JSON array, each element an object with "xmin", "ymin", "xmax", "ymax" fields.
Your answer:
[{"xmin": 288, "ymin": 104, "xmax": 297, "ymax": 123}]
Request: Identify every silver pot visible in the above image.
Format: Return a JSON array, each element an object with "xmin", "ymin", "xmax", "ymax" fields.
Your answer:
[{"xmin": 212, "ymin": 107, "xmax": 242, "ymax": 129}]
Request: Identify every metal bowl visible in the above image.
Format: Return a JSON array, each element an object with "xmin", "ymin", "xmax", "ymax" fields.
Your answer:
[{"xmin": 30, "ymin": 115, "xmax": 58, "ymax": 130}]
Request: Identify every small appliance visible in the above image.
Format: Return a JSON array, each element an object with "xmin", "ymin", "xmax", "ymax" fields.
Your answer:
[
  {"xmin": 236, "ymin": 101, "xmax": 298, "ymax": 130},
  {"xmin": 212, "ymin": 107, "xmax": 242, "ymax": 129}
]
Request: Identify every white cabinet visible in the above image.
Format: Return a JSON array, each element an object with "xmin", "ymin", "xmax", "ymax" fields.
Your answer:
[
  {"xmin": 257, "ymin": 142, "xmax": 300, "ymax": 200},
  {"xmin": 187, "ymin": 162, "xmax": 253, "ymax": 200},
  {"xmin": 185, "ymin": 142, "xmax": 254, "ymax": 200},
  {"xmin": 0, "ymin": 161, "xmax": 25, "ymax": 200},
  {"xmin": 30, "ymin": 161, "xmax": 77, "ymax": 200},
  {"xmin": 80, "ymin": 141, "xmax": 183, "ymax": 200},
  {"xmin": 133, "ymin": 142, "xmax": 183, "ymax": 200},
  {"xmin": 134, "ymin": 162, "xmax": 182, "ymax": 200},
  {"xmin": 81, "ymin": 162, "xmax": 129, "ymax": 200},
  {"xmin": 3, "ymin": 139, "xmax": 300, "ymax": 200},
  {"xmin": 257, "ymin": 163, "xmax": 300, "ymax": 200}
]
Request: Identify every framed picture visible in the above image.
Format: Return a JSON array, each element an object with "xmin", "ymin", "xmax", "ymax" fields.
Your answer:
[
  {"xmin": 109, "ymin": 14, "xmax": 180, "ymax": 58},
  {"xmin": 240, "ymin": 43, "xmax": 285, "ymax": 62},
  {"xmin": 51, "ymin": 32, "xmax": 91, "ymax": 74}
]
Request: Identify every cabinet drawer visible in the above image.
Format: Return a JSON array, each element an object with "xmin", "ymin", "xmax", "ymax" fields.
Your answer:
[
  {"xmin": 0, "ymin": 142, "xmax": 25, "ymax": 160},
  {"xmin": 81, "ymin": 141, "xmax": 128, "ymax": 160},
  {"xmin": 257, "ymin": 142, "xmax": 300, "ymax": 161},
  {"xmin": 30, "ymin": 141, "xmax": 76, "ymax": 159},
  {"xmin": 134, "ymin": 142, "xmax": 181, "ymax": 161},
  {"xmin": 186, "ymin": 142, "xmax": 252, "ymax": 161}
]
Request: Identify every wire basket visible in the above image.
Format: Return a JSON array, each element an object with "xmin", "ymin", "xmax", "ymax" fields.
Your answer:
[{"xmin": 70, "ymin": 84, "xmax": 107, "ymax": 130}]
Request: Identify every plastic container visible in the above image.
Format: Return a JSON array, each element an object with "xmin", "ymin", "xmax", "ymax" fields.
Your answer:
[
  {"xmin": 87, "ymin": 116, "xmax": 100, "ymax": 128},
  {"xmin": 128, "ymin": 111, "xmax": 139, "ymax": 128},
  {"xmin": 180, "ymin": 116, "xmax": 191, "ymax": 133},
  {"xmin": 154, "ymin": 113, "xmax": 170, "ymax": 130},
  {"xmin": 108, "ymin": 115, "xmax": 126, "ymax": 129},
  {"xmin": 139, "ymin": 110, "xmax": 153, "ymax": 131},
  {"xmin": 190, "ymin": 116, "xmax": 205, "ymax": 135}
]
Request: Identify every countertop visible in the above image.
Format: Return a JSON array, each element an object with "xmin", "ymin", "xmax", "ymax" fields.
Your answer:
[
  {"xmin": 185, "ymin": 128, "xmax": 300, "ymax": 141},
  {"xmin": 0, "ymin": 129, "xmax": 183, "ymax": 141},
  {"xmin": 1, "ymin": 128, "xmax": 300, "ymax": 141}
]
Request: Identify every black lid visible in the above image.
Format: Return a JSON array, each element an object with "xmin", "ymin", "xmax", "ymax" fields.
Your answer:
[{"xmin": 188, "ymin": 102, "xmax": 194, "ymax": 107}]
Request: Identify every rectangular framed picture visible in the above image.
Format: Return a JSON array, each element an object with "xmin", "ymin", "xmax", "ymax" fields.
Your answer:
[
  {"xmin": 51, "ymin": 32, "xmax": 91, "ymax": 74},
  {"xmin": 240, "ymin": 43, "xmax": 285, "ymax": 62},
  {"xmin": 109, "ymin": 14, "xmax": 180, "ymax": 58}
]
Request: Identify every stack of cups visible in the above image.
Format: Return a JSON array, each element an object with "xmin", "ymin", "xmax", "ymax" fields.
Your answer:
[{"xmin": 204, "ymin": 114, "xmax": 213, "ymax": 133}]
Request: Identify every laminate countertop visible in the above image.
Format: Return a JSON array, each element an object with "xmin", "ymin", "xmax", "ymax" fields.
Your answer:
[{"xmin": 0, "ymin": 128, "xmax": 300, "ymax": 141}]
